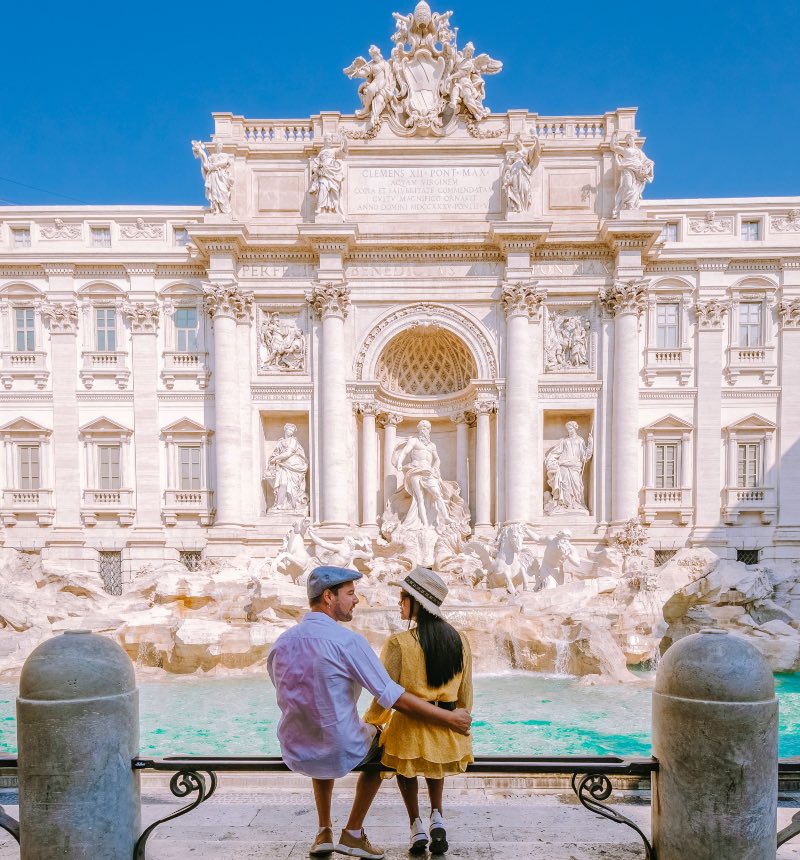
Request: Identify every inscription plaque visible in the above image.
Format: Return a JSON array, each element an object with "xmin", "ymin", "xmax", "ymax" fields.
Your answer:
[{"xmin": 348, "ymin": 165, "xmax": 500, "ymax": 215}]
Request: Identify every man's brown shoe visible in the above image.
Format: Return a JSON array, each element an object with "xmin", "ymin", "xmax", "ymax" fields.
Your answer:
[
  {"xmin": 335, "ymin": 829, "xmax": 385, "ymax": 859},
  {"xmin": 310, "ymin": 827, "xmax": 335, "ymax": 856}
]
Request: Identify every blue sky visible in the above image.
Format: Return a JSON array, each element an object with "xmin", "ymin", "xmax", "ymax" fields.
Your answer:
[{"xmin": 2, "ymin": 0, "xmax": 798, "ymax": 206}]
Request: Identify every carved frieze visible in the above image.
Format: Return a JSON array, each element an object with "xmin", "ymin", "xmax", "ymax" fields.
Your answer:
[
  {"xmin": 544, "ymin": 310, "xmax": 592, "ymax": 372},
  {"xmin": 599, "ymin": 281, "xmax": 647, "ymax": 317},
  {"xmin": 689, "ymin": 211, "xmax": 733, "ymax": 234},
  {"xmin": 695, "ymin": 299, "xmax": 729, "ymax": 330},
  {"xmin": 501, "ymin": 282, "xmax": 546, "ymax": 320},
  {"xmin": 119, "ymin": 218, "xmax": 165, "ymax": 240},
  {"xmin": 258, "ymin": 309, "xmax": 306, "ymax": 372},
  {"xmin": 772, "ymin": 210, "xmax": 800, "ymax": 233},
  {"xmin": 40, "ymin": 302, "xmax": 79, "ymax": 334},
  {"xmin": 40, "ymin": 219, "xmax": 82, "ymax": 240},
  {"xmin": 307, "ymin": 282, "xmax": 351, "ymax": 320},
  {"xmin": 203, "ymin": 283, "xmax": 254, "ymax": 322}
]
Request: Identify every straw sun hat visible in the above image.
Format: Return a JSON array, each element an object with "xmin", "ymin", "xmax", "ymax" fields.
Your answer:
[{"xmin": 391, "ymin": 566, "xmax": 448, "ymax": 618}]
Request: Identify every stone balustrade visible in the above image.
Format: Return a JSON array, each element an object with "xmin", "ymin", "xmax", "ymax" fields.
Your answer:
[
  {"xmin": 0, "ymin": 350, "xmax": 48, "ymax": 389},
  {"xmin": 722, "ymin": 485, "xmax": 777, "ymax": 525},
  {"xmin": 1, "ymin": 488, "xmax": 55, "ymax": 526}
]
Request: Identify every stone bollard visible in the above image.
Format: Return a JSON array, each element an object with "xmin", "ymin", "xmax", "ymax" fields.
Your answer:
[
  {"xmin": 17, "ymin": 630, "xmax": 140, "ymax": 859},
  {"xmin": 652, "ymin": 629, "xmax": 778, "ymax": 859}
]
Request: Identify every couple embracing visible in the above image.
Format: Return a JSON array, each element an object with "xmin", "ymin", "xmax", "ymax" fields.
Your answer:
[{"xmin": 268, "ymin": 565, "xmax": 473, "ymax": 859}]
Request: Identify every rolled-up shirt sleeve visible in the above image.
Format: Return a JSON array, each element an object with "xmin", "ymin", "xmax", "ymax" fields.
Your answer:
[{"xmin": 343, "ymin": 634, "xmax": 404, "ymax": 709}]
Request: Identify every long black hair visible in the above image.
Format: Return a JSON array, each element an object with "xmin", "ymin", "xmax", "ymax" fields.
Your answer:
[{"xmin": 407, "ymin": 595, "xmax": 464, "ymax": 688}]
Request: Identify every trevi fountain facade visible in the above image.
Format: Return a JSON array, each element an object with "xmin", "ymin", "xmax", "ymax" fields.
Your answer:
[{"xmin": 2, "ymin": 3, "xmax": 800, "ymax": 682}]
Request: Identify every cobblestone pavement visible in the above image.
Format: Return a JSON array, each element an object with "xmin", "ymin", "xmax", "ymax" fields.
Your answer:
[{"xmin": 1, "ymin": 781, "xmax": 800, "ymax": 859}]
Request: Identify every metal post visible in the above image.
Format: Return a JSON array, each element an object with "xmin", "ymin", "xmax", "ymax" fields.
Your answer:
[
  {"xmin": 652, "ymin": 629, "xmax": 778, "ymax": 858},
  {"xmin": 16, "ymin": 630, "xmax": 140, "ymax": 858}
]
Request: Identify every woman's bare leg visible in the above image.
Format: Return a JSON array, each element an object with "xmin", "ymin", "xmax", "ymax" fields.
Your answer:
[
  {"xmin": 396, "ymin": 774, "xmax": 420, "ymax": 823},
  {"xmin": 425, "ymin": 777, "xmax": 444, "ymax": 815}
]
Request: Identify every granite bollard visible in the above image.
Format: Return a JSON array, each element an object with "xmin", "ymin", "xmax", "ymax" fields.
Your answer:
[
  {"xmin": 652, "ymin": 628, "xmax": 778, "ymax": 859},
  {"xmin": 16, "ymin": 630, "xmax": 140, "ymax": 859}
]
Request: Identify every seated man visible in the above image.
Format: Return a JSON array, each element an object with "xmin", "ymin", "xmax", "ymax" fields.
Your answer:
[{"xmin": 268, "ymin": 565, "xmax": 472, "ymax": 859}]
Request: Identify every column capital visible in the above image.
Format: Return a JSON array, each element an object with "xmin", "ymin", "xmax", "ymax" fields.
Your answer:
[
  {"xmin": 501, "ymin": 281, "xmax": 546, "ymax": 320},
  {"xmin": 307, "ymin": 281, "xmax": 351, "ymax": 320},
  {"xmin": 450, "ymin": 411, "xmax": 475, "ymax": 426},
  {"xmin": 121, "ymin": 301, "xmax": 160, "ymax": 334},
  {"xmin": 599, "ymin": 279, "xmax": 647, "ymax": 317},
  {"xmin": 695, "ymin": 299, "xmax": 729, "ymax": 330},
  {"xmin": 778, "ymin": 299, "xmax": 800, "ymax": 329},
  {"xmin": 41, "ymin": 302, "xmax": 79, "ymax": 334},
  {"xmin": 203, "ymin": 282, "xmax": 254, "ymax": 322},
  {"xmin": 378, "ymin": 412, "xmax": 403, "ymax": 428},
  {"xmin": 474, "ymin": 399, "xmax": 498, "ymax": 415},
  {"xmin": 353, "ymin": 401, "xmax": 380, "ymax": 417}
]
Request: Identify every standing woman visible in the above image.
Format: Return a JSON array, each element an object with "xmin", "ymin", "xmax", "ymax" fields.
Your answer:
[{"xmin": 364, "ymin": 567, "xmax": 473, "ymax": 855}]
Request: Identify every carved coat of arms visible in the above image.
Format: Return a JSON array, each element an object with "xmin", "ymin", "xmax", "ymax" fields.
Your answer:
[{"xmin": 343, "ymin": 2, "xmax": 502, "ymax": 136}]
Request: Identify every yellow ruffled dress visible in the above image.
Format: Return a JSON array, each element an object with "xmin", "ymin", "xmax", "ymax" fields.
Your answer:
[{"xmin": 363, "ymin": 629, "xmax": 473, "ymax": 778}]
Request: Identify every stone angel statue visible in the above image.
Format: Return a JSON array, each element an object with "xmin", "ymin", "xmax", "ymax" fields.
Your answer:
[
  {"xmin": 446, "ymin": 41, "xmax": 502, "ymax": 122},
  {"xmin": 343, "ymin": 45, "xmax": 397, "ymax": 128},
  {"xmin": 610, "ymin": 132, "xmax": 654, "ymax": 216},
  {"xmin": 191, "ymin": 140, "xmax": 234, "ymax": 216},
  {"xmin": 309, "ymin": 133, "xmax": 347, "ymax": 215},
  {"xmin": 502, "ymin": 135, "xmax": 540, "ymax": 214}
]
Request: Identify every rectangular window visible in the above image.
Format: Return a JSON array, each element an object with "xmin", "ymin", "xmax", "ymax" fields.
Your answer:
[
  {"xmin": 737, "ymin": 442, "xmax": 761, "ymax": 488},
  {"xmin": 174, "ymin": 228, "xmax": 190, "ymax": 247},
  {"xmin": 655, "ymin": 303, "xmax": 680, "ymax": 348},
  {"xmin": 655, "ymin": 443, "xmax": 678, "ymax": 489},
  {"xmin": 661, "ymin": 222, "xmax": 678, "ymax": 242},
  {"xmin": 14, "ymin": 307, "xmax": 35, "ymax": 352},
  {"xmin": 95, "ymin": 308, "xmax": 116, "ymax": 352},
  {"xmin": 98, "ymin": 444, "xmax": 121, "ymax": 490},
  {"xmin": 91, "ymin": 227, "xmax": 112, "ymax": 248},
  {"xmin": 18, "ymin": 445, "xmax": 40, "ymax": 490},
  {"xmin": 175, "ymin": 307, "xmax": 198, "ymax": 352},
  {"xmin": 11, "ymin": 228, "xmax": 31, "ymax": 248},
  {"xmin": 738, "ymin": 302, "xmax": 762, "ymax": 347},
  {"xmin": 179, "ymin": 550, "xmax": 202, "ymax": 571},
  {"xmin": 737, "ymin": 548, "xmax": 761, "ymax": 565},
  {"xmin": 98, "ymin": 551, "xmax": 122, "ymax": 596},
  {"xmin": 742, "ymin": 220, "xmax": 761, "ymax": 241},
  {"xmin": 178, "ymin": 445, "xmax": 201, "ymax": 490}
]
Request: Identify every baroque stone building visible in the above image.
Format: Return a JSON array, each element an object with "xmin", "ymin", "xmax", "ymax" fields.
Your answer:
[{"xmin": 1, "ymin": 3, "xmax": 799, "ymax": 581}]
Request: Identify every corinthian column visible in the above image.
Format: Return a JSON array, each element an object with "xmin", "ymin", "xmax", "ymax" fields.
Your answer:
[
  {"xmin": 501, "ymin": 282, "xmax": 545, "ymax": 523},
  {"xmin": 474, "ymin": 400, "xmax": 496, "ymax": 528},
  {"xmin": 778, "ymin": 298, "xmax": 800, "ymax": 547},
  {"xmin": 356, "ymin": 403, "xmax": 379, "ymax": 526},
  {"xmin": 308, "ymin": 282, "xmax": 351, "ymax": 526},
  {"xmin": 601, "ymin": 280, "xmax": 646, "ymax": 524},
  {"xmin": 451, "ymin": 412, "xmax": 472, "ymax": 504},
  {"xmin": 204, "ymin": 283, "xmax": 253, "ymax": 527},
  {"xmin": 380, "ymin": 412, "xmax": 402, "ymax": 507}
]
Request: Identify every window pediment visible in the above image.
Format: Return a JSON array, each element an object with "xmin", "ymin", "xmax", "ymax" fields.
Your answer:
[
  {"xmin": 0, "ymin": 417, "xmax": 51, "ymax": 437},
  {"xmin": 642, "ymin": 414, "xmax": 693, "ymax": 434},
  {"xmin": 725, "ymin": 413, "xmax": 776, "ymax": 433},
  {"xmin": 161, "ymin": 417, "xmax": 211, "ymax": 437},
  {"xmin": 79, "ymin": 416, "xmax": 133, "ymax": 438}
]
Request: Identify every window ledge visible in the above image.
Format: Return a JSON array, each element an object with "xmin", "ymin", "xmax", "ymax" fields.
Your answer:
[
  {"xmin": 722, "ymin": 486, "xmax": 776, "ymax": 524},
  {"xmin": 643, "ymin": 346, "xmax": 692, "ymax": 386},
  {"xmin": 80, "ymin": 351, "xmax": 130, "ymax": 390},
  {"xmin": 163, "ymin": 488, "xmax": 214, "ymax": 526},
  {"xmin": 1, "ymin": 488, "xmax": 55, "ymax": 525},
  {"xmin": 81, "ymin": 488, "xmax": 135, "ymax": 526},
  {"xmin": 725, "ymin": 344, "xmax": 776, "ymax": 385},
  {"xmin": 640, "ymin": 487, "xmax": 693, "ymax": 525},
  {"xmin": 161, "ymin": 351, "xmax": 211, "ymax": 390},
  {"xmin": 0, "ymin": 351, "xmax": 49, "ymax": 390}
]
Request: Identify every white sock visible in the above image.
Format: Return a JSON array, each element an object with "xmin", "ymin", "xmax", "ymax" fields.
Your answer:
[
  {"xmin": 346, "ymin": 829, "xmax": 362, "ymax": 838},
  {"xmin": 430, "ymin": 809, "xmax": 444, "ymax": 826}
]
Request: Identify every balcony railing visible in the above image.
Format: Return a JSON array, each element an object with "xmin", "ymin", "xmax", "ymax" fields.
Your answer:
[
  {"xmin": 163, "ymin": 488, "xmax": 214, "ymax": 526},
  {"xmin": 80, "ymin": 351, "xmax": 130, "ymax": 389},
  {"xmin": 643, "ymin": 346, "xmax": 692, "ymax": 386},
  {"xmin": 0, "ymin": 350, "xmax": 48, "ymax": 390},
  {"xmin": 640, "ymin": 487, "xmax": 693, "ymax": 525},
  {"xmin": 725, "ymin": 344, "xmax": 776, "ymax": 385},
  {"xmin": 722, "ymin": 486, "xmax": 777, "ymax": 524},
  {"xmin": 161, "ymin": 351, "xmax": 210, "ymax": 389},
  {"xmin": 1, "ymin": 488, "xmax": 55, "ymax": 525},
  {"xmin": 81, "ymin": 488, "xmax": 135, "ymax": 526}
]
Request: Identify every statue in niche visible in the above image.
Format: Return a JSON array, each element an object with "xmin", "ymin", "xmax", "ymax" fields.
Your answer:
[
  {"xmin": 545, "ymin": 313, "xmax": 591, "ymax": 371},
  {"xmin": 502, "ymin": 135, "xmax": 539, "ymax": 214},
  {"xmin": 343, "ymin": 45, "xmax": 397, "ymax": 128},
  {"xmin": 610, "ymin": 132, "xmax": 654, "ymax": 216},
  {"xmin": 544, "ymin": 421, "xmax": 594, "ymax": 514},
  {"xmin": 309, "ymin": 133, "xmax": 346, "ymax": 215},
  {"xmin": 394, "ymin": 419, "xmax": 452, "ymax": 530},
  {"xmin": 264, "ymin": 423, "xmax": 309, "ymax": 512},
  {"xmin": 307, "ymin": 528, "xmax": 374, "ymax": 570},
  {"xmin": 191, "ymin": 140, "xmax": 234, "ymax": 215},
  {"xmin": 260, "ymin": 312, "xmax": 305, "ymax": 371},
  {"xmin": 536, "ymin": 529, "xmax": 582, "ymax": 590}
]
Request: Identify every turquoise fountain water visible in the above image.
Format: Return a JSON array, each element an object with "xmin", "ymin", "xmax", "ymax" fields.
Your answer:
[{"xmin": 3, "ymin": 672, "xmax": 800, "ymax": 757}]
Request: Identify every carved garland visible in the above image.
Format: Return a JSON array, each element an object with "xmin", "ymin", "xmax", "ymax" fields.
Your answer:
[{"xmin": 355, "ymin": 302, "xmax": 498, "ymax": 380}]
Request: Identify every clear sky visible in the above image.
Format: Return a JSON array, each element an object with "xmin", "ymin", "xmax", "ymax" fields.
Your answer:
[{"xmin": 2, "ymin": 0, "xmax": 798, "ymax": 207}]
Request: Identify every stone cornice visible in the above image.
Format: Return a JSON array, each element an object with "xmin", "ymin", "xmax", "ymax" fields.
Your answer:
[
  {"xmin": 599, "ymin": 219, "xmax": 662, "ymax": 253},
  {"xmin": 307, "ymin": 282, "xmax": 351, "ymax": 320},
  {"xmin": 251, "ymin": 383, "xmax": 314, "ymax": 401},
  {"xmin": 42, "ymin": 263, "xmax": 76, "ymax": 278},
  {"xmin": 489, "ymin": 221, "xmax": 551, "ymax": 254},
  {"xmin": 297, "ymin": 224, "xmax": 358, "ymax": 255},
  {"xmin": 124, "ymin": 264, "xmax": 158, "ymax": 278}
]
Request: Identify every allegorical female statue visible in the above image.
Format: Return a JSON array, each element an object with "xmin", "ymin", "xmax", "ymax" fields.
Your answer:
[
  {"xmin": 544, "ymin": 421, "xmax": 594, "ymax": 513},
  {"xmin": 309, "ymin": 134, "xmax": 346, "ymax": 215},
  {"xmin": 191, "ymin": 140, "xmax": 234, "ymax": 215},
  {"xmin": 265, "ymin": 423, "xmax": 309, "ymax": 512},
  {"xmin": 610, "ymin": 132, "xmax": 654, "ymax": 216}
]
